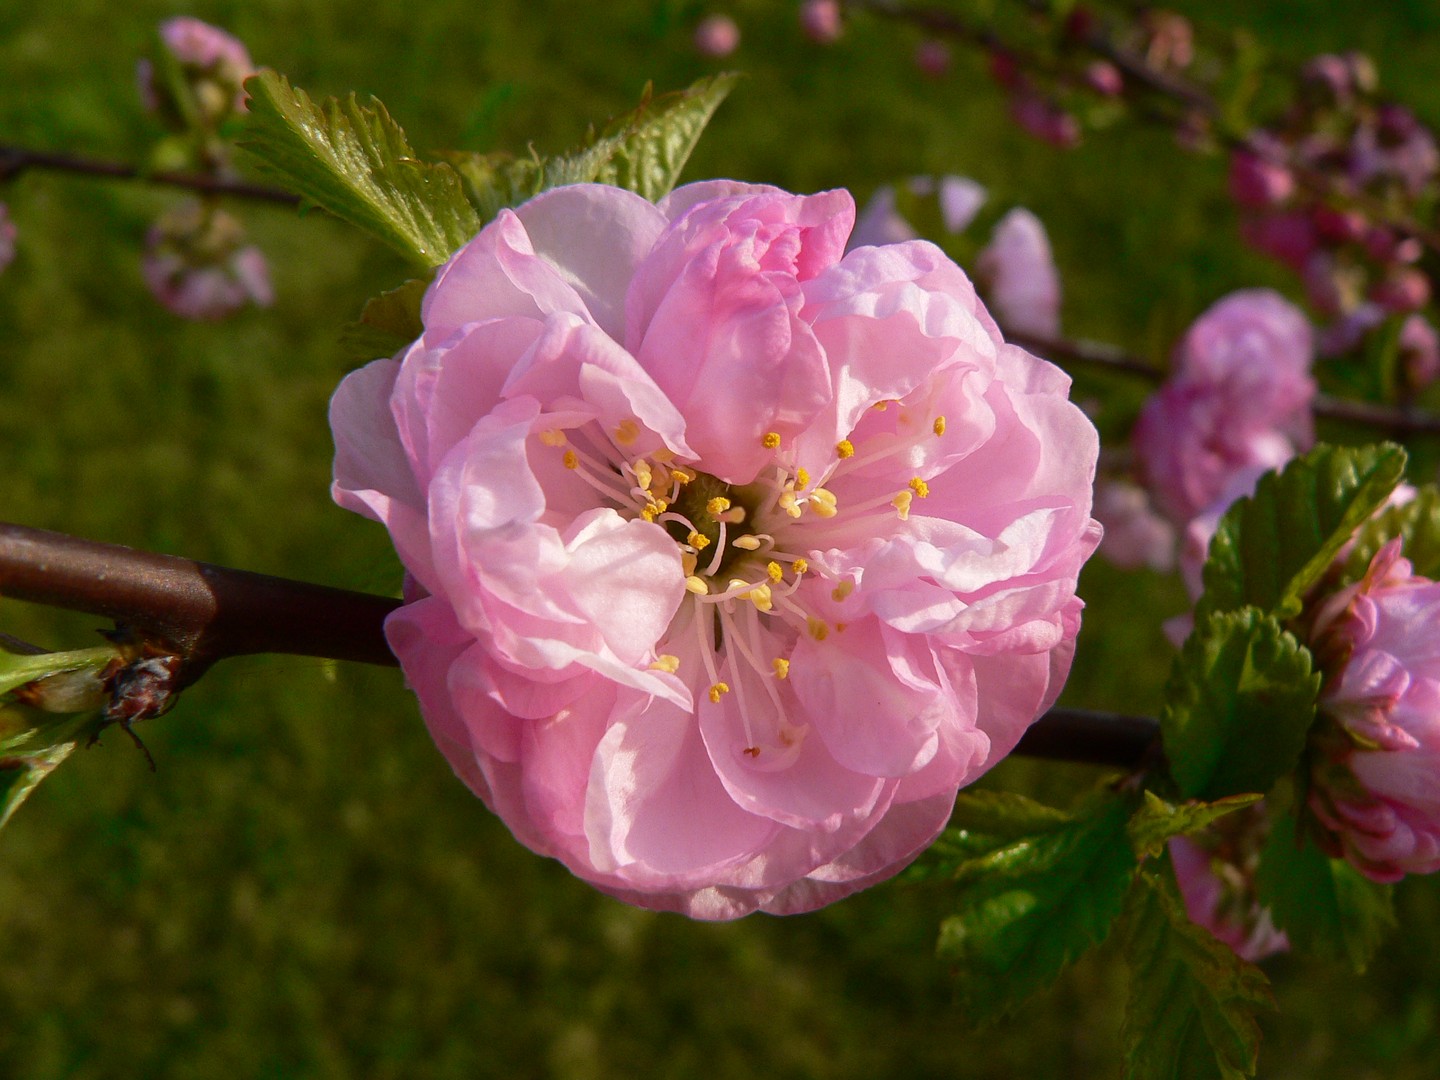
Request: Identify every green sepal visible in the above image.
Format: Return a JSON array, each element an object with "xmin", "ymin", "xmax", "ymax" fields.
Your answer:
[
  {"xmin": 1161, "ymin": 607, "xmax": 1320, "ymax": 801},
  {"xmin": 0, "ymin": 744, "xmax": 75, "ymax": 832},
  {"xmin": 240, "ymin": 70, "xmax": 482, "ymax": 268},
  {"xmin": 1127, "ymin": 791, "xmax": 1264, "ymax": 861},
  {"xmin": 0, "ymin": 646, "xmax": 114, "ymax": 700},
  {"xmin": 1343, "ymin": 483, "xmax": 1440, "ymax": 582},
  {"xmin": 1255, "ymin": 808, "xmax": 1395, "ymax": 972},
  {"xmin": 1199, "ymin": 443, "xmax": 1407, "ymax": 620},
  {"xmin": 1121, "ymin": 868, "xmax": 1272, "ymax": 1080},
  {"xmin": 933, "ymin": 790, "xmax": 1137, "ymax": 1024},
  {"xmin": 443, "ymin": 74, "xmax": 737, "ymax": 220},
  {"xmin": 340, "ymin": 278, "xmax": 429, "ymax": 361}
]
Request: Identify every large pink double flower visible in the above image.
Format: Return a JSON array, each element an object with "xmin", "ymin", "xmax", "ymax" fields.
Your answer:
[{"xmin": 330, "ymin": 181, "xmax": 1101, "ymax": 918}]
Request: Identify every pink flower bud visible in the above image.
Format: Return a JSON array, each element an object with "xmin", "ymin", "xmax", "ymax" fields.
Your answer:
[
  {"xmin": 147, "ymin": 17, "xmax": 254, "ymax": 119},
  {"xmin": 1308, "ymin": 541, "xmax": 1440, "ymax": 882},
  {"xmin": 1311, "ymin": 205, "xmax": 1367, "ymax": 245},
  {"xmin": 914, "ymin": 40, "xmax": 952, "ymax": 78},
  {"xmin": 1093, "ymin": 480, "xmax": 1176, "ymax": 572},
  {"xmin": 1169, "ymin": 806, "xmax": 1289, "ymax": 962},
  {"xmin": 798, "ymin": 0, "xmax": 842, "ymax": 44},
  {"xmin": 1228, "ymin": 149, "xmax": 1295, "ymax": 209},
  {"xmin": 1083, "ymin": 60, "xmax": 1123, "ymax": 98},
  {"xmin": 1400, "ymin": 314, "xmax": 1440, "ymax": 389},
  {"xmin": 328, "ymin": 181, "xmax": 1102, "ymax": 918},
  {"xmin": 1302, "ymin": 54, "xmax": 1356, "ymax": 105},
  {"xmin": 1240, "ymin": 211, "xmax": 1318, "ymax": 271},
  {"xmin": 693, "ymin": 14, "xmax": 740, "ymax": 58},
  {"xmin": 141, "ymin": 201, "xmax": 273, "ymax": 321},
  {"xmin": 1369, "ymin": 266, "xmax": 1431, "ymax": 314},
  {"xmin": 0, "ymin": 203, "xmax": 15, "ymax": 274},
  {"xmin": 1010, "ymin": 93, "xmax": 1081, "ymax": 148}
]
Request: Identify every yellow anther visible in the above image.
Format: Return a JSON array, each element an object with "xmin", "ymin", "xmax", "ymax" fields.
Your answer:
[
  {"xmin": 835, "ymin": 439, "xmax": 855, "ymax": 459},
  {"xmin": 779, "ymin": 492, "xmax": 802, "ymax": 519},
  {"xmin": 686, "ymin": 531, "xmax": 712, "ymax": 551},
  {"xmin": 892, "ymin": 490, "xmax": 913, "ymax": 521},
  {"xmin": 831, "ymin": 579, "xmax": 854, "ymax": 602},
  {"xmin": 762, "ymin": 431, "xmax": 782, "ymax": 449},
  {"xmin": 651, "ymin": 447, "xmax": 676, "ymax": 463},
  {"xmin": 708, "ymin": 682, "xmax": 731, "ymax": 704},
  {"xmin": 670, "ymin": 466, "xmax": 695, "ymax": 484},
  {"xmin": 614, "ymin": 418, "xmax": 641, "ymax": 445},
  {"xmin": 562, "ymin": 450, "xmax": 579, "ymax": 470},
  {"xmin": 632, "ymin": 461, "xmax": 653, "ymax": 491},
  {"xmin": 639, "ymin": 499, "xmax": 667, "ymax": 523},
  {"xmin": 791, "ymin": 557, "xmax": 809, "ymax": 574},
  {"xmin": 932, "ymin": 416, "xmax": 947, "ymax": 436},
  {"xmin": 649, "ymin": 655, "xmax": 680, "ymax": 674},
  {"xmin": 872, "ymin": 400, "xmax": 890, "ymax": 411},
  {"xmin": 771, "ymin": 658, "xmax": 790, "ymax": 680},
  {"xmin": 685, "ymin": 576, "xmax": 709, "ymax": 595},
  {"xmin": 681, "ymin": 552, "xmax": 698, "ymax": 577},
  {"xmin": 809, "ymin": 488, "xmax": 838, "ymax": 518},
  {"xmin": 732, "ymin": 535, "xmax": 762, "ymax": 550},
  {"xmin": 767, "ymin": 561, "xmax": 784, "ymax": 583},
  {"xmin": 795, "ymin": 467, "xmax": 810, "ymax": 489},
  {"xmin": 748, "ymin": 584, "xmax": 774, "ymax": 613},
  {"xmin": 538, "ymin": 428, "xmax": 567, "ymax": 447},
  {"xmin": 717, "ymin": 506, "xmax": 747, "ymax": 524},
  {"xmin": 707, "ymin": 496, "xmax": 732, "ymax": 517},
  {"xmin": 807, "ymin": 617, "xmax": 829, "ymax": 641},
  {"xmin": 909, "ymin": 476, "xmax": 930, "ymax": 498}
]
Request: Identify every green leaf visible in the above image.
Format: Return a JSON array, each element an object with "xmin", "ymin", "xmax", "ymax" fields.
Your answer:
[
  {"xmin": 1255, "ymin": 809, "xmax": 1395, "ymax": 972},
  {"xmin": 1344, "ymin": 483, "xmax": 1440, "ymax": 582},
  {"xmin": 0, "ymin": 744, "xmax": 74, "ymax": 831},
  {"xmin": 441, "ymin": 74, "xmax": 737, "ymax": 220},
  {"xmin": 1161, "ymin": 608, "xmax": 1320, "ymax": 801},
  {"xmin": 1122, "ymin": 869, "xmax": 1272, "ymax": 1080},
  {"xmin": 241, "ymin": 70, "xmax": 482, "ymax": 267},
  {"xmin": 0, "ymin": 645, "xmax": 114, "ymax": 700},
  {"xmin": 908, "ymin": 790, "xmax": 1075, "ymax": 882},
  {"xmin": 935, "ymin": 792, "xmax": 1137, "ymax": 1023},
  {"xmin": 1199, "ymin": 443, "xmax": 1407, "ymax": 620},
  {"xmin": 340, "ymin": 278, "xmax": 429, "ymax": 361},
  {"xmin": 1127, "ymin": 791, "xmax": 1264, "ymax": 860}
]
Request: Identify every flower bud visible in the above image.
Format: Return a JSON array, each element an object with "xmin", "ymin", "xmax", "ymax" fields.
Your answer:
[
  {"xmin": 914, "ymin": 40, "xmax": 952, "ymax": 79},
  {"xmin": 798, "ymin": 0, "xmax": 842, "ymax": 44},
  {"xmin": 0, "ymin": 203, "xmax": 15, "ymax": 275},
  {"xmin": 975, "ymin": 207, "xmax": 1062, "ymax": 338},
  {"xmin": 138, "ymin": 17, "xmax": 254, "ymax": 125},
  {"xmin": 1169, "ymin": 805, "xmax": 1289, "ymax": 962},
  {"xmin": 142, "ymin": 200, "xmax": 273, "ymax": 321},
  {"xmin": 1228, "ymin": 149, "xmax": 1295, "ymax": 209},
  {"xmin": 1093, "ymin": 480, "xmax": 1176, "ymax": 572},
  {"xmin": 1369, "ymin": 266, "xmax": 1431, "ymax": 314},
  {"xmin": 1010, "ymin": 93, "xmax": 1081, "ymax": 148},
  {"xmin": 1400, "ymin": 314, "xmax": 1440, "ymax": 389},
  {"xmin": 693, "ymin": 14, "xmax": 740, "ymax": 58}
]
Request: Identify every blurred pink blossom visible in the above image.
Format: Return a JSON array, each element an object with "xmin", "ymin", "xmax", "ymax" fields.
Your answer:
[
  {"xmin": 1400, "ymin": 314, "xmax": 1440, "ymax": 389},
  {"xmin": 1010, "ymin": 93, "xmax": 1081, "ymax": 148},
  {"xmin": 976, "ymin": 208, "xmax": 1062, "ymax": 339},
  {"xmin": 914, "ymin": 40, "xmax": 952, "ymax": 78},
  {"xmin": 1134, "ymin": 290, "xmax": 1315, "ymax": 525},
  {"xmin": 799, "ymin": 0, "xmax": 843, "ymax": 43},
  {"xmin": 0, "ymin": 203, "xmax": 15, "ymax": 274},
  {"xmin": 694, "ymin": 14, "xmax": 740, "ymax": 58},
  {"xmin": 1308, "ymin": 540, "xmax": 1440, "ymax": 882},
  {"xmin": 330, "ymin": 181, "xmax": 1101, "ymax": 918},
  {"xmin": 1093, "ymin": 479, "xmax": 1176, "ymax": 572},
  {"xmin": 139, "ymin": 17, "xmax": 254, "ymax": 120},
  {"xmin": 141, "ymin": 201, "xmax": 272, "ymax": 321},
  {"xmin": 1228, "ymin": 145, "xmax": 1295, "ymax": 209}
]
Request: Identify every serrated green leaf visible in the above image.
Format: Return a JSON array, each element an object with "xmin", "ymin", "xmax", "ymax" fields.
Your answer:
[
  {"xmin": 0, "ymin": 744, "xmax": 74, "ymax": 831},
  {"xmin": 1162, "ymin": 608, "xmax": 1320, "ymax": 801},
  {"xmin": 441, "ymin": 74, "xmax": 737, "ymax": 221},
  {"xmin": 240, "ymin": 70, "xmax": 481, "ymax": 267},
  {"xmin": 589, "ymin": 74, "xmax": 737, "ymax": 202},
  {"xmin": 1255, "ymin": 809, "xmax": 1395, "ymax": 971},
  {"xmin": 1127, "ymin": 791, "xmax": 1264, "ymax": 860},
  {"xmin": 340, "ymin": 278, "xmax": 429, "ymax": 361},
  {"xmin": 1199, "ymin": 443, "xmax": 1407, "ymax": 620},
  {"xmin": 1344, "ymin": 483, "xmax": 1440, "ymax": 582},
  {"xmin": 1122, "ymin": 870, "xmax": 1272, "ymax": 1080},
  {"xmin": 936, "ymin": 793, "xmax": 1136, "ymax": 1023},
  {"xmin": 907, "ymin": 790, "xmax": 1075, "ymax": 882}
]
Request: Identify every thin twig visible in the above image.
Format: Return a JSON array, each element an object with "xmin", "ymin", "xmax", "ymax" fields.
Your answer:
[{"xmin": 0, "ymin": 145, "xmax": 299, "ymax": 205}]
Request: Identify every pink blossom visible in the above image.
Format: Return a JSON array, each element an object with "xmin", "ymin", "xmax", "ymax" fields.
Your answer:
[
  {"xmin": 693, "ymin": 15, "xmax": 740, "ymax": 58},
  {"xmin": 0, "ymin": 203, "xmax": 15, "ymax": 274},
  {"xmin": 330, "ymin": 182, "xmax": 1101, "ymax": 918},
  {"xmin": 799, "ymin": 0, "xmax": 843, "ymax": 43},
  {"xmin": 1093, "ymin": 479, "xmax": 1175, "ymax": 572},
  {"xmin": 1228, "ymin": 147, "xmax": 1294, "ymax": 209},
  {"xmin": 976, "ymin": 208, "xmax": 1062, "ymax": 339},
  {"xmin": 1308, "ymin": 540, "xmax": 1440, "ymax": 882},
  {"xmin": 1010, "ymin": 93, "xmax": 1081, "ymax": 148},
  {"xmin": 914, "ymin": 40, "xmax": 952, "ymax": 78},
  {"xmin": 1134, "ymin": 290, "xmax": 1315, "ymax": 524},
  {"xmin": 139, "ymin": 17, "xmax": 254, "ymax": 119},
  {"xmin": 141, "ymin": 201, "xmax": 272, "ymax": 321},
  {"xmin": 1400, "ymin": 314, "xmax": 1440, "ymax": 389},
  {"xmin": 1170, "ymin": 821, "xmax": 1289, "ymax": 962}
]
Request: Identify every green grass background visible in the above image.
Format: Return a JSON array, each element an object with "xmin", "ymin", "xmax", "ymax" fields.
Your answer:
[{"xmin": 4, "ymin": 1, "xmax": 1440, "ymax": 1076}]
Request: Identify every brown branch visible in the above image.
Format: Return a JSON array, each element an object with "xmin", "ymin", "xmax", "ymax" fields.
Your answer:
[
  {"xmin": 1014, "ymin": 707, "xmax": 1159, "ymax": 768},
  {"xmin": 0, "ymin": 523, "xmax": 397, "ymax": 685},
  {"xmin": 0, "ymin": 145, "xmax": 299, "ymax": 205}
]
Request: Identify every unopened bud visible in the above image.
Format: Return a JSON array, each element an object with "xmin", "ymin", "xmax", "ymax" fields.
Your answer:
[{"xmin": 799, "ymin": 0, "xmax": 842, "ymax": 44}]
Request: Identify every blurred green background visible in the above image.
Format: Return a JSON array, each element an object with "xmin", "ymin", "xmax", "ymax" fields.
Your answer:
[{"xmin": 4, "ymin": 1, "xmax": 1440, "ymax": 1076}]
